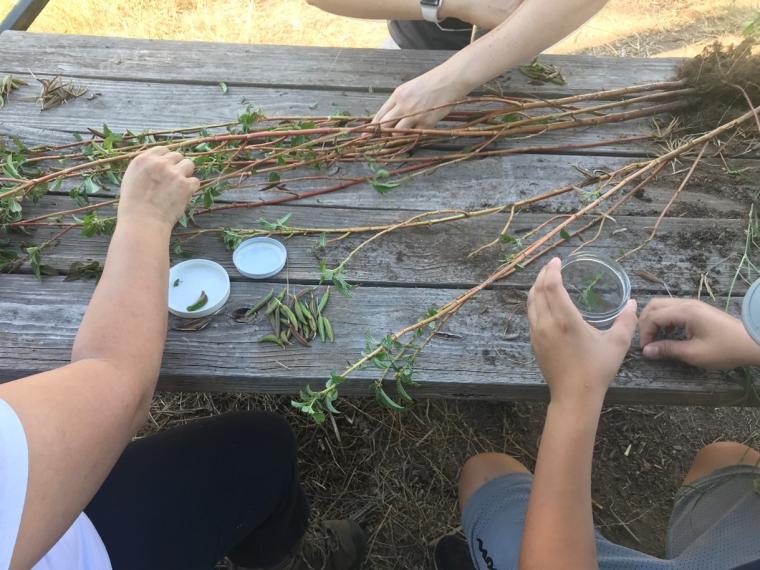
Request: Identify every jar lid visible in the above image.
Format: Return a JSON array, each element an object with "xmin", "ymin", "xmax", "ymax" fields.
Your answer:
[
  {"xmin": 233, "ymin": 237, "xmax": 287, "ymax": 279},
  {"xmin": 168, "ymin": 259, "xmax": 230, "ymax": 319},
  {"xmin": 561, "ymin": 252, "xmax": 631, "ymax": 328},
  {"xmin": 742, "ymin": 278, "xmax": 760, "ymax": 345}
]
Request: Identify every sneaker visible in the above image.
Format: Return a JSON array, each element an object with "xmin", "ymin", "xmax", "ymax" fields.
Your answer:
[
  {"xmin": 432, "ymin": 532, "xmax": 475, "ymax": 570},
  {"xmin": 261, "ymin": 519, "xmax": 367, "ymax": 570}
]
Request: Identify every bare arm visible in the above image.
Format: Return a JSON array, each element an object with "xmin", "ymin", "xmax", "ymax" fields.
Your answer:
[
  {"xmin": 2, "ymin": 147, "xmax": 198, "ymax": 569},
  {"xmin": 519, "ymin": 258, "xmax": 637, "ymax": 569},
  {"xmin": 336, "ymin": 0, "xmax": 609, "ymax": 129}
]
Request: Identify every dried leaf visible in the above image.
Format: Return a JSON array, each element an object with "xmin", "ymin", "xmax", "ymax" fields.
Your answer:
[{"xmin": 172, "ymin": 316, "xmax": 214, "ymax": 332}]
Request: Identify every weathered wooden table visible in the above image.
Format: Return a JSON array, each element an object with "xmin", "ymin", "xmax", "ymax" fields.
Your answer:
[{"xmin": 0, "ymin": 32, "xmax": 757, "ymax": 406}]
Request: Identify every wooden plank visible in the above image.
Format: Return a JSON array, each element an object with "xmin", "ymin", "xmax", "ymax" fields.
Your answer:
[
  {"xmin": 5, "ymin": 196, "xmax": 749, "ymax": 296},
  {"xmin": 0, "ymin": 275, "xmax": 753, "ymax": 405},
  {"xmin": 0, "ymin": 73, "xmax": 663, "ymax": 158},
  {"xmin": 0, "ymin": 31, "xmax": 682, "ymax": 98}
]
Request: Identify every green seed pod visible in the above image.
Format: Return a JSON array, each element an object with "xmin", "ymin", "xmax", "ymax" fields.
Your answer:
[
  {"xmin": 317, "ymin": 315, "xmax": 326, "ymax": 342},
  {"xmin": 259, "ymin": 334, "xmax": 284, "ymax": 347},
  {"xmin": 318, "ymin": 288, "xmax": 330, "ymax": 314},
  {"xmin": 323, "ymin": 317, "xmax": 334, "ymax": 342},
  {"xmin": 279, "ymin": 303, "xmax": 299, "ymax": 329},
  {"xmin": 245, "ymin": 290, "xmax": 273, "ymax": 317}
]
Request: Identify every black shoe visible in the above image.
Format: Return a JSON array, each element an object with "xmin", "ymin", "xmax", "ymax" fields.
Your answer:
[
  {"xmin": 432, "ymin": 532, "xmax": 475, "ymax": 570},
  {"xmin": 268, "ymin": 519, "xmax": 367, "ymax": 570}
]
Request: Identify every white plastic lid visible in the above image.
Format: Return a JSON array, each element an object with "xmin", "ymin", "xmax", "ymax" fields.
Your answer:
[
  {"xmin": 233, "ymin": 237, "xmax": 287, "ymax": 279},
  {"xmin": 742, "ymin": 278, "xmax": 760, "ymax": 345},
  {"xmin": 168, "ymin": 259, "xmax": 230, "ymax": 318}
]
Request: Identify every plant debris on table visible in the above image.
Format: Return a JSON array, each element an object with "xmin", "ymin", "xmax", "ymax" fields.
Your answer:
[
  {"xmin": 0, "ymin": 74, "xmax": 27, "ymax": 109},
  {"xmin": 234, "ymin": 286, "xmax": 334, "ymax": 348}
]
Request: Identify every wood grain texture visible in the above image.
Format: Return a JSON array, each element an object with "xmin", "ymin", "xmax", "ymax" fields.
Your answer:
[
  {"xmin": 6, "ymin": 196, "xmax": 749, "ymax": 296},
  {"xmin": 1, "ymin": 32, "xmax": 755, "ymax": 402},
  {"xmin": 0, "ymin": 72, "xmax": 666, "ymax": 158},
  {"xmin": 0, "ymin": 31, "xmax": 682, "ymax": 97},
  {"xmin": 0, "ymin": 275, "xmax": 755, "ymax": 405}
]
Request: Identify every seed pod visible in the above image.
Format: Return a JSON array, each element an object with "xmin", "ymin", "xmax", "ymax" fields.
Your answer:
[
  {"xmin": 323, "ymin": 317, "xmax": 334, "ymax": 342},
  {"xmin": 279, "ymin": 303, "xmax": 299, "ymax": 329},
  {"xmin": 270, "ymin": 309, "xmax": 281, "ymax": 337},
  {"xmin": 309, "ymin": 296, "xmax": 318, "ymax": 318},
  {"xmin": 245, "ymin": 290, "xmax": 273, "ymax": 317},
  {"xmin": 186, "ymin": 291, "xmax": 208, "ymax": 312},
  {"xmin": 275, "ymin": 288, "xmax": 286, "ymax": 302},
  {"xmin": 265, "ymin": 300, "xmax": 278, "ymax": 315},
  {"xmin": 280, "ymin": 330, "xmax": 291, "ymax": 344},
  {"xmin": 291, "ymin": 327, "xmax": 310, "ymax": 346},
  {"xmin": 299, "ymin": 300, "xmax": 313, "ymax": 321},
  {"xmin": 259, "ymin": 334, "xmax": 284, "ymax": 347},
  {"xmin": 293, "ymin": 296, "xmax": 305, "ymax": 321},
  {"xmin": 317, "ymin": 315, "xmax": 326, "ymax": 342},
  {"xmin": 318, "ymin": 288, "xmax": 330, "ymax": 313}
]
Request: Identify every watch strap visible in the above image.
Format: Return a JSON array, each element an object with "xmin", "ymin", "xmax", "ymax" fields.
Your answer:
[{"xmin": 420, "ymin": 0, "xmax": 442, "ymax": 23}]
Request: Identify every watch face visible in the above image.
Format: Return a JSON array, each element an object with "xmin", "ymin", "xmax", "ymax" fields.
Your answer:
[{"xmin": 420, "ymin": 0, "xmax": 440, "ymax": 6}]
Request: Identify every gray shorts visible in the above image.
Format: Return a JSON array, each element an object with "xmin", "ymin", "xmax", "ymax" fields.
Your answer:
[{"xmin": 463, "ymin": 465, "xmax": 760, "ymax": 569}]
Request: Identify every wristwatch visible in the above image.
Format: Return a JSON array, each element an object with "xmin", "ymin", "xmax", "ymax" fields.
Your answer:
[{"xmin": 420, "ymin": 0, "xmax": 443, "ymax": 23}]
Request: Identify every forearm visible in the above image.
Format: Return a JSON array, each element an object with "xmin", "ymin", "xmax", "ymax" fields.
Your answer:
[
  {"xmin": 519, "ymin": 399, "xmax": 602, "ymax": 570},
  {"xmin": 71, "ymin": 219, "xmax": 170, "ymax": 391},
  {"xmin": 305, "ymin": 0, "xmax": 463, "ymax": 20},
  {"xmin": 443, "ymin": 0, "xmax": 609, "ymax": 93}
]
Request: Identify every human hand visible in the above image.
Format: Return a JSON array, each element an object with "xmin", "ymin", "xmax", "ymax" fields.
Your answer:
[
  {"xmin": 117, "ymin": 146, "xmax": 199, "ymax": 230},
  {"xmin": 639, "ymin": 298, "xmax": 760, "ymax": 369},
  {"xmin": 528, "ymin": 257, "xmax": 638, "ymax": 408},
  {"xmin": 372, "ymin": 64, "xmax": 471, "ymax": 131}
]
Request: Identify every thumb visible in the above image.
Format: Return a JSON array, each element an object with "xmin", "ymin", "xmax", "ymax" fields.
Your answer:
[
  {"xmin": 609, "ymin": 299, "xmax": 638, "ymax": 343},
  {"xmin": 642, "ymin": 339, "xmax": 692, "ymax": 362}
]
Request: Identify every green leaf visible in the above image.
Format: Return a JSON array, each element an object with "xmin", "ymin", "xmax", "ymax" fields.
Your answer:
[
  {"xmin": 373, "ymin": 384, "xmax": 406, "ymax": 412},
  {"xmin": 83, "ymin": 177, "xmax": 101, "ymax": 195},
  {"xmin": 0, "ymin": 249, "xmax": 19, "ymax": 271},
  {"xmin": 268, "ymin": 172, "xmax": 281, "ymax": 183},
  {"xmin": 371, "ymin": 180, "xmax": 401, "ymax": 194},
  {"xmin": 79, "ymin": 211, "xmax": 116, "ymax": 237},
  {"xmin": 318, "ymin": 233, "xmax": 327, "ymax": 248},
  {"xmin": 219, "ymin": 81, "xmax": 228, "ymax": 94},
  {"xmin": 560, "ymin": 229, "xmax": 571, "ymax": 240},
  {"xmin": 65, "ymin": 260, "xmax": 102, "ymax": 281}
]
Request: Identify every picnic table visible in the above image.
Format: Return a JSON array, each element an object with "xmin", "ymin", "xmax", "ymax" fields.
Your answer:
[{"xmin": 0, "ymin": 31, "xmax": 757, "ymax": 406}]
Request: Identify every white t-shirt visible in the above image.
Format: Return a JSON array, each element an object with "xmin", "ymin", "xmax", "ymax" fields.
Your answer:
[{"xmin": 0, "ymin": 399, "xmax": 112, "ymax": 570}]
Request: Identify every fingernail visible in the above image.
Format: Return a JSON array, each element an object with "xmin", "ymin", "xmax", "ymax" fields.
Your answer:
[{"xmin": 643, "ymin": 345, "xmax": 657, "ymax": 358}]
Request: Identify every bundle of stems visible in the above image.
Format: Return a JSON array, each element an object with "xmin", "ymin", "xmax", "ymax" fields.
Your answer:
[{"xmin": 2, "ymin": 77, "xmax": 751, "ymax": 421}]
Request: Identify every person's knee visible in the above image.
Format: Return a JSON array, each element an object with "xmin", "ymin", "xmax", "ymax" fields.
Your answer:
[
  {"xmin": 684, "ymin": 441, "xmax": 760, "ymax": 485},
  {"xmin": 224, "ymin": 411, "xmax": 297, "ymax": 459},
  {"xmin": 458, "ymin": 453, "xmax": 529, "ymax": 511}
]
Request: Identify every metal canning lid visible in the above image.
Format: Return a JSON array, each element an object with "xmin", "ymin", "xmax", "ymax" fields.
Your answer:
[
  {"xmin": 233, "ymin": 237, "xmax": 287, "ymax": 279},
  {"xmin": 741, "ymin": 278, "xmax": 760, "ymax": 345},
  {"xmin": 561, "ymin": 252, "xmax": 631, "ymax": 328},
  {"xmin": 168, "ymin": 259, "xmax": 231, "ymax": 319}
]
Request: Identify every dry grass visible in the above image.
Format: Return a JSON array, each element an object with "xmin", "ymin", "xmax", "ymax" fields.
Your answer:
[
  {"xmin": 1, "ymin": 0, "xmax": 758, "ymax": 56},
  {"xmin": 146, "ymin": 392, "xmax": 760, "ymax": 569},
  {"xmin": 0, "ymin": 0, "xmax": 388, "ymax": 48}
]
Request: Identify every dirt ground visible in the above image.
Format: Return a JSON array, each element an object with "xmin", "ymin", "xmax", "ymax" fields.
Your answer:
[{"xmin": 4, "ymin": 1, "xmax": 760, "ymax": 568}]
